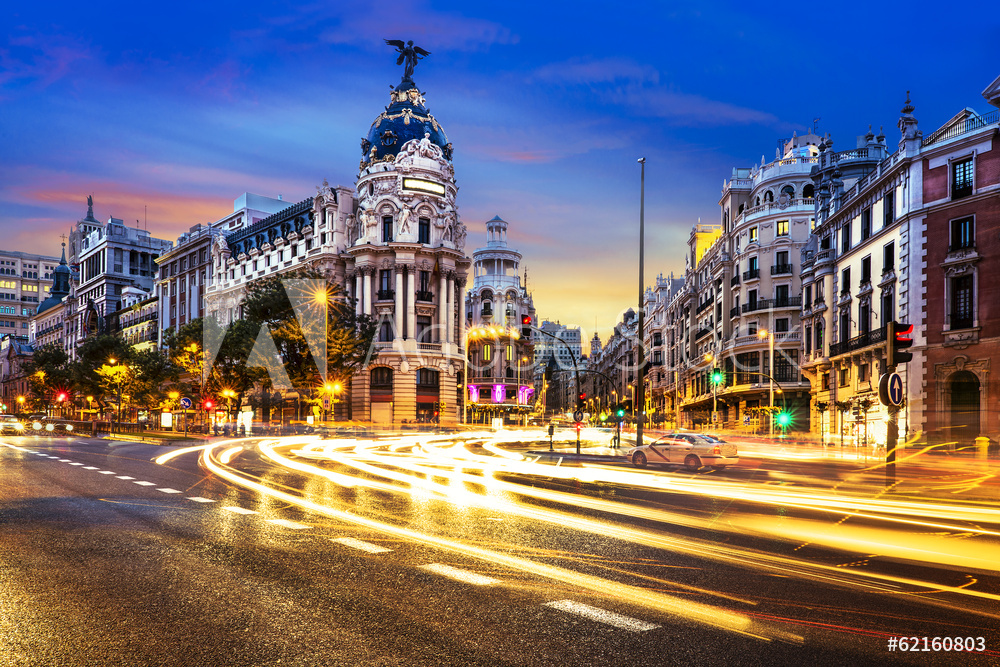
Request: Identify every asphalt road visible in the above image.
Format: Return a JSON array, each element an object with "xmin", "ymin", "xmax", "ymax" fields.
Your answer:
[{"xmin": 1, "ymin": 434, "xmax": 998, "ymax": 666}]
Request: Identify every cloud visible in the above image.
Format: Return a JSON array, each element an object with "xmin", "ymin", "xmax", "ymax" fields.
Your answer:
[
  {"xmin": 0, "ymin": 32, "xmax": 92, "ymax": 92},
  {"xmin": 614, "ymin": 86, "xmax": 781, "ymax": 127},
  {"xmin": 530, "ymin": 57, "xmax": 660, "ymax": 86}
]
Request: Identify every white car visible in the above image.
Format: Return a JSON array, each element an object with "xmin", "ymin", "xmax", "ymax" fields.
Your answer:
[
  {"xmin": 625, "ymin": 432, "xmax": 739, "ymax": 470},
  {"xmin": 0, "ymin": 415, "xmax": 25, "ymax": 433}
]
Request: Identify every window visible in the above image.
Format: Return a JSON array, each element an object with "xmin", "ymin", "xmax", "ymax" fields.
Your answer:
[
  {"xmin": 883, "ymin": 242, "xmax": 895, "ymax": 273},
  {"xmin": 841, "ymin": 267, "xmax": 851, "ymax": 294},
  {"xmin": 952, "ymin": 158, "xmax": 974, "ymax": 199},
  {"xmin": 379, "ymin": 321, "xmax": 393, "ymax": 342},
  {"xmin": 749, "ymin": 227, "xmax": 758, "ymax": 243},
  {"xmin": 371, "ymin": 367, "xmax": 393, "ymax": 390},
  {"xmin": 775, "ymin": 284, "xmax": 789, "ymax": 305},
  {"xmin": 416, "ymin": 368, "xmax": 439, "ymax": 387},
  {"xmin": 820, "ymin": 235, "xmax": 831, "ymax": 250},
  {"xmin": 841, "ymin": 223, "xmax": 851, "ymax": 253},
  {"xmin": 775, "ymin": 318, "xmax": 789, "ymax": 332},
  {"xmin": 419, "ymin": 270, "xmax": 430, "ymax": 293},
  {"xmin": 418, "ymin": 217, "xmax": 430, "ymax": 244},
  {"xmin": 883, "ymin": 190, "xmax": 895, "ymax": 226},
  {"xmin": 861, "ymin": 207, "xmax": 872, "ymax": 240},
  {"xmin": 950, "ymin": 216, "xmax": 973, "ymax": 251},
  {"xmin": 805, "ymin": 325, "xmax": 812, "ymax": 354},
  {"xmin": 749, "ymin": 256, "xmax": 758, "ymax": 272},
  {"xmin": 805, "ymin": 285, "xmax": 812, "ymax": 304},
  {"xmin": 839, "ymin": 367, "xmax": 850, "ymax": 387},
  {"xmin": 840, "ymin": 309, "xmax": 850, "ymax": 343},
  {"xmin": 881, "ymin": 290, "xmax": 894, "ymax": 324},
  {"xmin": 483, "ymin": 344, "xmax": 492, "ymax": 361},
  {"xmin": 859, "ymin": 299, "xmax": 870, "ymax": 335},
  {"xmin": 378, "ymin": 269, "xmax": 392, "ymax": 298},
  {"xmin": 382, "ymin": 216, "xmax": 393, "ymax": 243},
  {"xmin": 776, "ymin": 220, "xmax": 789, "ymax": 237},
  {"xmin": 861, "ymin": 256, "xmax": 871, "ymax": 283},
  {"xmin": 951, "ymin": 274, "xmax": 974, "ymax": 329},
  {"xmin": 858, "ymin": 363, "xmax": 869, "ymax": 383}
]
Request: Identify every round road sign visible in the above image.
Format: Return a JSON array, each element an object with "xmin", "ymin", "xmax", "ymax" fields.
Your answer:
[
  {"xmin": 573, "ymin": 410, "xmax": 584, "ymax": 423},
  {"xmin": 180, "ymin": 397, "xmax": 193, "ymax": 409}
]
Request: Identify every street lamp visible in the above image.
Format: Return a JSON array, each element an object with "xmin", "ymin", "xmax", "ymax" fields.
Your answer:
[
  {"xmin": 758, "ymin": 329, "xmax": 775, "ymax": 438},
  {"xmin": 17, "ymin": 395, "xmax": 25, "ymax": 415},
  {"xmin": 636, "ymin": 156, "xmax": 647, "ymax": 450},
  {"xmin": 221, "ymin": 389, "xmax": 236, "ymax": 425}
]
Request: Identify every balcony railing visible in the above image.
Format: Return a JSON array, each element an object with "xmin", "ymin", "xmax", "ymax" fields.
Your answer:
[
  {"xmin": 730, "ymin": 274, "xmax": 740, "ymax": 287},
  {"xmin": 729, "ymin": 306, "xmax": 740, "ymax": 318},
  {"xmin": 828, "ymin": 323, "xmax": 888, "ymax": 357},
  {"xmin": 376, "ymin": 289, "xmax": 395, "ymax": 301},
  {"xmin": 742, "ymin": 268, "xmax": 760, "ymax": 281},
  {"xmin": 770, "ymin": 263, "xmax": 793, "ymax": 275},
  {"xmin": 415, "ymin": 290, "xmax": 434, "ymax": 302}
]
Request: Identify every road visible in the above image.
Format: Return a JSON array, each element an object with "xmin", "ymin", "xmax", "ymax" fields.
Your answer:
[{"xmin": 1, "ymin": 432, "xmax": 998, "ymax": 666}]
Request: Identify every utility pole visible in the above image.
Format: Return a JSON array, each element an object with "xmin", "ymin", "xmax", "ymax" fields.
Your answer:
[{"xmin": 636, "ymin": 157, "xmax": 646, "ymax": 451}]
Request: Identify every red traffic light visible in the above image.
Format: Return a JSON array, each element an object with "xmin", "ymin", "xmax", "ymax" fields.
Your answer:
[
  {"xmin": 57, "ymin": 392, "xmax": 67, "ymax": 402},
  {"xmin": 204, "ymin": 400, "xmax": 214, "ymax": 409},
  {"xmin": 578, "ymin": 392, "xmax": 587, "ymax": 401},
  {"xmin": 521, "ymin": 315, "xmax": 531, "ymax": 325}
]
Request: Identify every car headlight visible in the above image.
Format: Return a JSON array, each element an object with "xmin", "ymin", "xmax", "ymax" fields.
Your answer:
[
  {"xmin": 65, "ymin": 424, "xmax": 73, "ymax": 432},
  {"xmin": 32, "ymin": 421, "xmax": 42, "ymax": 430},
  {"xmin": 45, "ymin": 423, "xmax": 54, "ymax": 431},
  {"xmin": 14, "ymin": 423, "xmax": 24, "ymax": 431}
]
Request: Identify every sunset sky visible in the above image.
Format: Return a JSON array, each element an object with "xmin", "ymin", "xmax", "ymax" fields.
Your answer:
[{"xmin": 3, "ymin": 1, "xmax": 998, "ymax": 342}]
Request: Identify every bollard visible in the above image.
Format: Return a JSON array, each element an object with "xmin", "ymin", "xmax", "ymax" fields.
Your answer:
[{"xmin": 975, "ymin": 436, "xmax": 990, "ymax": 469}]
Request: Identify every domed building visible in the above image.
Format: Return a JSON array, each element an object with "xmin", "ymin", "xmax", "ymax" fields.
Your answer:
[
  {"xmin": 205, "ymin": 49, "xmax": 471, "ymax": 426},
  {"xmin": 464, "ymin": 215, "xmax": 535, "ymax": 424}
]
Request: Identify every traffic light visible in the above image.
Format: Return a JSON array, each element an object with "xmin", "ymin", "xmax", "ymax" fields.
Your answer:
[
  {"xmin": 711, "ymin": 368, "xmax": 724, "ymax": 385},
  {"xmin": 57, "ymin": 392, "xmax": 67, "ymax": 402},
  {"xmin": 577, "ymin": 392, "xmax": 587, "ymax": 409},
  {"xmin": 776, "ymin": 411, "xmax": 792, "ymax": 428},
  {"xmin": 204, "ymin": 399, "xmax": 214, "ymax": 410},
  {"xmin": 615, "ymin": 403, "xmax": 626, "ymax": 419},
  {"xmin": 521, "ymin": 315, "xmax": 531, "ymax": 339},
  {"xmin": 887, "ymin": 320, "xmax": 914, "ymax": 367},
  {"xmin": 622, "ymin": 399, "xmax": 633, "ymax": 413}
]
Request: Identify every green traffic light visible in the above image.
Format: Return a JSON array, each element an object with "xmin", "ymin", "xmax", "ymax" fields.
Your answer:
[
  {"xmin": 776, "ymin": 412, "xmax": 791, "ymax": 427},
  {"xmin": 711, "ymin": 370, "xmax": 723, "ymax": 385}
]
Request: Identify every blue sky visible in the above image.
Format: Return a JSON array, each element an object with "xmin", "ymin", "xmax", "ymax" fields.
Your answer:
[{"xmin": 3, "ymin": 1, "xmax": 998, "ymax": 341}]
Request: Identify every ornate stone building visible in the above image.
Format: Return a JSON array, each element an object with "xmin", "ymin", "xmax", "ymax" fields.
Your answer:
[
  {"xmin": 205, "ymin": 61, "xmax": 471, "ymax": 425},
  {"xmin": 464, "ymin": 215, "xmax": 535, "ymax": 424}
]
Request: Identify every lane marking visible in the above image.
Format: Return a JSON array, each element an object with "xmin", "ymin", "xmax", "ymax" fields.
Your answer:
[
  {"xmin": 222, "ymin": 506, "xmax": 258, "ymax": 515},
  {"xmin": 266, "ymin": 519, "xmax": 309, "ymax": 529},
  {"xmin": 116, "ymin": 475, "xmax": 135, "ymax": 480},
  {"xmin": 544, "ymin": 600, "xmax": 660, "ymax": 632},
  {"xmin": 98, "ymin": 471, "xmax": 115, "ymax": 475},
  {"xmin": 187, "ymin": 497, "xmax": 216, "ymax": 503},
  {"xmin": 58, "ymin": 459, "xmax": 72, "ymax": 462},
  {"xmin": 69, "ymin": 462, "xmax": 84, "ymax": 466},
  {"xmin": 133, "ymin": 481, "xmax": 156, "ymax": 487},
  {"xmin": 332, "ymin": 537, "xmax": 392, "ymax": 554},
  {"xmin": 420, "ymin": 563, "xmax": 500, "ymax": 586},
  {"xmin": 82, "ymin": 466, "xmax": 99, "ymax": 470},
  {"xmin": 156, "ymin": 488, "xmax": 182, "ymax": 494}
]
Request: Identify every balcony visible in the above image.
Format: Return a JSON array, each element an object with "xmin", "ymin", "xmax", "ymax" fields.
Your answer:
[
  {"xmin": 770, "ymin": 263, "xmax": 793, "ymax": 276},
  {"xmin": 742, "ymin": 268, "xmax": 760, "ymax": 281},
  {"xmin": 828, "ymin": 323, "xmax": 888, "ymax": 357},
  {"xmin": 742, "ymin": 301, "xmax": 762, "ymax": 314},
  {"xmin": 415, "ymin": 290, "xmax": 434, "ymax": 302},
  {"xmin": 729, "ymin": 306, "xmax": 740, "ymax": 318},
  {"xmin": 376, "ymin": 289, "xmax": 395, "ymax": 301},
  {"xmin": 694, "ymin": 327, "xmax": 712, "ymax": 340},
  {"xmin": 730, "ymin": 274, "xmax": 740, "ymax": 287}
]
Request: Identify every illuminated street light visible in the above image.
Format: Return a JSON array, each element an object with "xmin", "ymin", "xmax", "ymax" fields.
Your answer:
[{"xmin": 758, "ymin": 328, "xmax": 775, "ymax": 438}]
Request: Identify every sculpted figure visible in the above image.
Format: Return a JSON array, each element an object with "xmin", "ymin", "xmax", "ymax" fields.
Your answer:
[
  {"xmin": 454, "ymin": 222, "xmax": 466, "ymax": 250},
  {"xmin": 345, "ymin": 214, "xmax": 357, "ymax": 244},
  {"xmin": 384, "ymin": 39, "xmax": 431, "ymax": 79},
  {"xmin": 398, "ymin": 208, "xmax": 412, "ymax": 235}
]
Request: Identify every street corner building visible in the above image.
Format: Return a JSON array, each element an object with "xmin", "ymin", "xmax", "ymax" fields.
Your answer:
[{"xmin": 204, "ymin": 64, "xmax": 471, "ymax": 426}]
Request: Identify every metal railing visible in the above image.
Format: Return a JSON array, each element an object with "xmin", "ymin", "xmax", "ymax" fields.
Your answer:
[
  {"xmin": 922, "ymin": 110, "xmax": 998, "ymax": 147},
  {"xmin": 742, "ymin": 268, "xmax": 760, "ymax": 281},
  {"xmin": 829, "ymin": 324, "xmax": 888, "ymax": 357},
  {"xmin": 770, "ymin": 263, "xmax": 793, "ymax": 275},
  {"xmin": 376, "ymin": 289, "xmax": 395, "ymax": 301},
  {"xmin": 731, "ymin": 274, "xmax": 740, "ymax": 287}
]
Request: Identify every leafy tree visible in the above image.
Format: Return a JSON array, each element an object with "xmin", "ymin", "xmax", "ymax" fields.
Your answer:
[{"xmin": 23, "ymin": 344, "xmax": 73, "ymax": 413}]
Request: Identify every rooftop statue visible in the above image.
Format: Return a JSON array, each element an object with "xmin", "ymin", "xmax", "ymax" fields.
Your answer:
[{"xmin": 384, "ymin": 39, "xmax": 431, "ymax": 79}]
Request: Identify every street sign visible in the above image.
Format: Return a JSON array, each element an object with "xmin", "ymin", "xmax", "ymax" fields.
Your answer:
[
  {"xmin": 179, "ymin": 397, "xmax": 193, "ymax": 409},
  {"xmin": 573, "ymin": 410, "xmax": 584, "ymax": 423},
  {"xmin": 323, "ymin": 397, "xmax": 330, "ymax": 409},
  {"xmin": 711, "ymin": 411, "xmax": 719, "ymax": 423},
  {"xmin": 878, "ymin": 373, "xmax": 905, "ymax": 407}
]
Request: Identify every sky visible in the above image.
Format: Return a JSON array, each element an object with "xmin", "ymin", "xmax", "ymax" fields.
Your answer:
[{"xmin": 3, "ymin": 1, "xmax": 999, "ymax": 343}]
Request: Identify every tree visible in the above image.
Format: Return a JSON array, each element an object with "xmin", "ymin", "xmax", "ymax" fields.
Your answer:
[
  {"xmin": 241, "ymin": 269, "xmax": 376, "ymax": 415},
  {"xmin": 23, "ymin": 344, "xmax": 73, "ymax": 413}
]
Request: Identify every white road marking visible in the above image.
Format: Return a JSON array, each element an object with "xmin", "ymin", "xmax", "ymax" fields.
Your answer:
[
  {"xmin": 266, "ymin": 519, "xmax": 309, "ymax": 529},
  {"xmin": 186, "ymin": 497, "xmax": 216, "ymax": 503},
  {"xmin": 82, "ymin": 466, "xmax": 99, "ymax": 470},
  {"xmin": 420, "ymin": 563, "xmax": 500, "ymax": 586},
  {"xmin": 69, "ymin": 462, "xmax": 84, "ymax": 466},
  {"xmin": 332, "ymin": 537, "xmax": 392, "ymax": 554},
  {"xmin": 59, "ymin": 459, "xmax": 72, "ymax": 462},
  {"xmin": 222, "ymin": 506, "xmax": 258, "ymax": 515},
  {"xmin": 98, "ymin": 471, "xmax": 115, "ymax": 475},
  {"xmin": 544, "ymin": 600, "xmax": 661, "ymax": 632},
  {"xmin": 116, "ymin": 475, "xmax": 135, "ymax": 480},
  {"xmin": 156, "ymin": 488, "xmax": 182, "ymax": 494},
  {"xmin": 133, "ymin": 481, "xmax": 156, "ymax": 486}
]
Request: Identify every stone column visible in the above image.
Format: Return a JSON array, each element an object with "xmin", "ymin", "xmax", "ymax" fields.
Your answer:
[
  {"xmin": 458, "ymin": 276, "xmax": 467, "ymax": 349},
  {"xmin": 406, "ymin": 267, "xmax": 416, "ymax": 340},
  {"xmin": 439, "ymin": 272, "xmax": 448, "ymax": 343},
  {"xmin": 395, "ymin": 267, "xmax": 404, "ymax": 340},
  {"xmin": 355, "ymin": 273, "xmax": 363, "ymax": 317},
  {"xmin": 446, "ymin": 272, "xmax": 455, "ymax": 345},
  {"xmin": 363, "ymin": 269, "xmax": 372, "ymax": 316}
]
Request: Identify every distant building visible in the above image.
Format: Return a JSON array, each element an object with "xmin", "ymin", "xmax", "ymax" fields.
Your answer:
[
  {"xmin": 534, "ymin": 319, "xmax": 583, "ymax": 416},
  {"xmin": 108, "ymin": 287, "xmax": 159, "ymax": 352},
  {"xmin": 0, "ymin": 248, "xmax": 58, "ymax": 340},
  {"xmin": 0, "ymin": 335, "xmax": 33, "ymax": 412},
  {"xmin": 464, "ymin": 215, "xmax": 535, "ymax": 424},
  {"xmin": 30, "ymin": 245, "xmax": 73, "ymax": 356}
]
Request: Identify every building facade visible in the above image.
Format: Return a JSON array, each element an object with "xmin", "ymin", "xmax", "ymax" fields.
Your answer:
[
  {"xmin": 0, "ymin": 249, "xmax": 58, "ymax": 340},
  {"xmin": 206, "ymin": 67, "xmax": 471, "ymax": 425},
  {"xmin": 464, "ymin": 215, "xmax": 536, "ymax": 424}
]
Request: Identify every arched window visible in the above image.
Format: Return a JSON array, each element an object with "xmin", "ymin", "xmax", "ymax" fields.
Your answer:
[
  {"xmin": 371, "ymin": 367, "xmax": 393, "ymax": 392},
  {"xmin": 764, "ymin": 191, "xmax": 774, "ymax": 203},
  {"xmin": 780, "ymin": 185, "xmax": 795, "ymax": 200},
  {"xmin": 803, "ymin": 184, "xmax": 815, "ymax": 199}
]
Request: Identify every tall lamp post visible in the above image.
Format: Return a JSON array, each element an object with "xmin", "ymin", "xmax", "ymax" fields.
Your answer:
[
  {"xmin": 636, "ymin": 157, "xmax": 647, "ymax": 450},
  {"xmin": 758, "ymin": 329, "xmax": 775, "ymax": 438}
]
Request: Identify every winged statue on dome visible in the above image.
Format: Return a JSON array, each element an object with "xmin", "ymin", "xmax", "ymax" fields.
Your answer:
[{"xmin": 384, "ymin": 39, "xmax": 431, "ymax": 79}]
